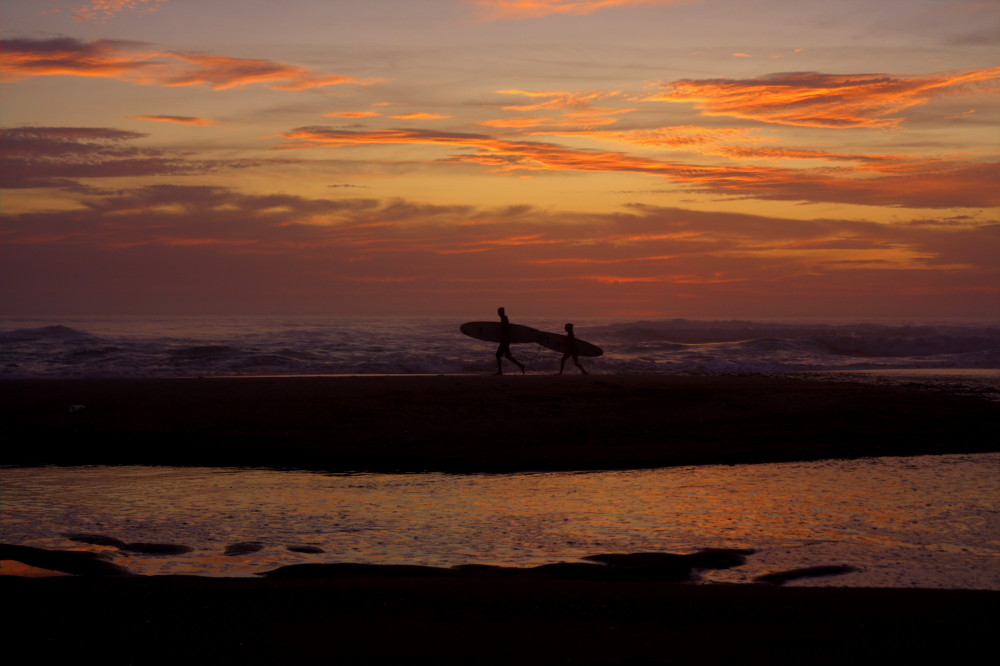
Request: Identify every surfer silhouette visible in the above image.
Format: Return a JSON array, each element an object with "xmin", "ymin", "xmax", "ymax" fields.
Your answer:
[
  {"xmin": 496, "ymin": 307, "xmax": 526, "ymax": 375},
  {"xmin": 559, "ymin": 323, "xmax": 589, "ymax": 375}
]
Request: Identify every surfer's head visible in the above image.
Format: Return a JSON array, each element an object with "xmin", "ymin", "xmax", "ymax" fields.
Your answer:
[
  {"xmin": 498, "ymin": 307, "xmax": 505, "ymax": 316},
  {"xmin": 565, "ymin": 323, "xmax": 573, "ymax": 332}
]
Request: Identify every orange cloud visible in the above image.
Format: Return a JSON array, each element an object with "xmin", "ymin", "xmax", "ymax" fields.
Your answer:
[
  {"xmin": 708, "ymin": 146, "xmax": 918, "ymax": 173},
  {"xmin": 539, "ymin": 125, "xmax": 929, "ymax": 174},
  {"xmin": 325, "ymin": 111, "xmax": 382, "ymax": 118},
  {"xmin": 651, "ymin": 67, "xmax": 1000, "ymax": 128},
  {"xmin": 0, "ymin": 37, "xmax": 379, "ymax": 91},
  {"xmin": 278, "ymin": 127, "xmax": 704, "ymax": 178},
  {"xmin": 279, "ymin": 126, "xmax": 1000, "ymax": 208},
  {"xmin": 0, "ymin": 38, "xmax": 145, "ymax": 79},
  {"xmin": 134, "ymin": 51, "xmax": 371, "ymax": 91},
  {"xmin": 480, "ymin": 116, "xmax": 556, "ymax": 128},
  {"xmin": 484, "ymin": 89, "xmax": 634, "ymax": 128},
  {"xmin": 543, "ymin": 125, "xmax": 757, "ymax": 146},
  {"xmin": 497, "ymin": 88, "xmax": 619, "ymax": 110},
  {"xmin": 482, "ymin": 109, "xmax": 633, "ymax": 129},
  {"xmin": 473, "ymin": 0, "xmax": 694, "ymax": 20},
  {"xmin": 131, "ymin": 115, "xmax": 215, "ymax": 126},
  {"xmin": 390, "ymin": 113, "xmax": 453, "ymax": 120},
  {"xmin": 73, "ymin": 0, "xmax": 168, "ymax": 23}
]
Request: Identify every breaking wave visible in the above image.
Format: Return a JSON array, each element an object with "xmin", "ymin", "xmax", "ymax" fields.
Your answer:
[{"xmin": 1, "ymin": 316, "xmax": 998, "ymax": 380}]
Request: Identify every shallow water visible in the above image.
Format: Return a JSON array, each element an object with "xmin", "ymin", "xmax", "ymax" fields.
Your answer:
[{"xmin": 2, "ymin": 453, "xmax": 997, "ymax": 588}]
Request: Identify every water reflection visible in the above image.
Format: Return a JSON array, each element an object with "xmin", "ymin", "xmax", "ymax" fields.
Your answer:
[{"xmin": 1, "ymin": 454, "xmax": 997, "ymax": 588}]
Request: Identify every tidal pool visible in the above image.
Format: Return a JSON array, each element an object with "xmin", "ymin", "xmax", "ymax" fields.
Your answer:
[{"xmin": 2, "ymin": 453, "xmax": 997, "ymax": 588}]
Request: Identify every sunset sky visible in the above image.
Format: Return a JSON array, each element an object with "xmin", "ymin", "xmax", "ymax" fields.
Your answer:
[{"xmin": 2, "ymin": 0, "xmax": 998, "ymax": 319}]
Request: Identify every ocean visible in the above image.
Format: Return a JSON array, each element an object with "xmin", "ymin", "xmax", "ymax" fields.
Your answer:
[{"xmin": 2, "ymin": 315, "xmax": 999, "ymax": 393}]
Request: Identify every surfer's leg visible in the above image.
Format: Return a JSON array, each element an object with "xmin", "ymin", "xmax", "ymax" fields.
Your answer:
[
  {"xmin": 495, "ymin": 346, "xmax": 504, "ymax": 374},
  {"xmin": 574, "ymin": 355, "xmax": 588, "ymax": 375},
  {"xmin": 559, "ymin": 354, "xmax": 568, "ymax": 374},
  {"xmin": 506, "ymin": 350, "xmax": 526, "ymax": 374}
]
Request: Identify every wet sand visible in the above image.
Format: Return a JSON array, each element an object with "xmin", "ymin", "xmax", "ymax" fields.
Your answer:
[
  {"xmin": 3, "ymin": 374, "xmax": 999, "ymax": 471},
  {"xmin": 4, "ymin": 374, "xmax": 998, "ymax": 663}
]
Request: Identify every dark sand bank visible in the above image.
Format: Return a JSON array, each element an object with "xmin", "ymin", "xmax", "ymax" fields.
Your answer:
[
  {"xmin": 2, "ymin": 573, "xmax": 995, "ymax": 665},
  {"xmin": 4, "ymin": 374, "xmax": 998, "ymax": 471}
]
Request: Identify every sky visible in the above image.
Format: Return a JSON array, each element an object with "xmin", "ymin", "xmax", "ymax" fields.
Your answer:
[{"xmin": 1, "ymin": 0, "xmax": 998, "ymax": 320}]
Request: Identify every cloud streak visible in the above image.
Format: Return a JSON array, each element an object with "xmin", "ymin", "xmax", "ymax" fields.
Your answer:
[
  {"xmin": 131, "ymin": 115, "xmax": 215, "ymax": 126},
  {"xmin": 279, "ymin": 126, "xmax": 1000, "ymax": 208},
  {"xmin": 473, "ymin": 0, "xmax": 694, "ymax": 20},
  {"xmin": 0, "ymin": 126, "xmax": 247, "ymax": 189},
  {"xmin": 481, "ymin": 88, "xmax": 634, "ymax": 129},
  {"xmin": 73, "ymin": 0, "xmax": 169, "ymax": 23},
  {"xmin": 651, "ymin": 68, "xmax": 1000, "ymax": 128},
  {"xmin": 0, "ymin": 37, "xmax": 380, "ymax": 91}
]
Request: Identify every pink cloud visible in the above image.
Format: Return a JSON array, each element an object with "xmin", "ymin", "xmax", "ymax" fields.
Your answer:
[
  {"xmin": 473, "ymin": 0, "xmax": 695, "ymax": 20},
  {"xmin": 325, "ymin": 111, "xmax": 383, "ymax": 118}
]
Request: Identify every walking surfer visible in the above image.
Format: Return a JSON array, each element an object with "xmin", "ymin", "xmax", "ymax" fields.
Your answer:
[
  {"xmin": 496, "ymin": 307, "xmax": 526, "ymax": 375},
  {"xmin": 559, "ymin": 323, "xmax": 589, "ymax": 375}
]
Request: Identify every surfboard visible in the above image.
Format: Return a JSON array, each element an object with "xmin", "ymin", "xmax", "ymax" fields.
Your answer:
[
  {"xmin": 460, "ymin": 321, "xmax": 542, "ymax": 344},
  {"xmin": 534, "ymin": 331, "xmax": 603, "ymax": 357}
]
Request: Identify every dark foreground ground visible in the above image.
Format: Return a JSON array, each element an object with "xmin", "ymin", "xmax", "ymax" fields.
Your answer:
[
  {"xmin": 3, "ymin": 374, "xmax": 999, "ymax": 471},
  {"xmin": 4, "ymin": 374, "xmax": 998, "ymax": 663},
  {"xmin": 3, "ymin": 573, "xmax": 995, "ymax": 665}
]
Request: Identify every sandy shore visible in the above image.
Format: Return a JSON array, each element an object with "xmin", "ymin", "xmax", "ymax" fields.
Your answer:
[{"xmin": 3, "ymin": 374, "xmax": 998, "ymax": 471}]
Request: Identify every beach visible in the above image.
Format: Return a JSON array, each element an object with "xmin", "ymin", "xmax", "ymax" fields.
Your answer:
[
  {"xmin": 4, "ymin": 374, "xmax": 999, "ymax": 471},
  {"xmin": 4, "ymin": 374, "xmax": 998, "ymax": 664}
]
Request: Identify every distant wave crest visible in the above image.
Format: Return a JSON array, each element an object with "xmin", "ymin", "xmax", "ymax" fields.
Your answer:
[
  {"xmin": 1, "ymin": 317, "xmax": 997, "ymax": 379},
  {"xmin": 0, "ymin": 325, "xmax": 93, "ymax": 343}
]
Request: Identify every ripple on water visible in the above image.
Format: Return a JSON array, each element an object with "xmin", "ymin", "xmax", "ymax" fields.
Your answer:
[{"xmin": 1, "ymin": 453, "xmax": 997, "ymax": 589}]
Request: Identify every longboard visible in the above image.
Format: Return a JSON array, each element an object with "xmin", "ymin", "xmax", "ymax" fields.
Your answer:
[
  {"xmin": 534, "ymin": 331, "xmax": 603, "ymax": 357},
  {"xmin": 460, "ymin": 321, "xmax": 542, "ymax": 344}
]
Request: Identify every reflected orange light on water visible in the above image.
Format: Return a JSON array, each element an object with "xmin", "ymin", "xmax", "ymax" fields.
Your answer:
[
  {"xmin": 0, "ymin": 560, "xmax": 72, "ymax": 577},
  {"xmin": 1, "ymin": 454, "xmax": 996, "ymax": 588}
]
